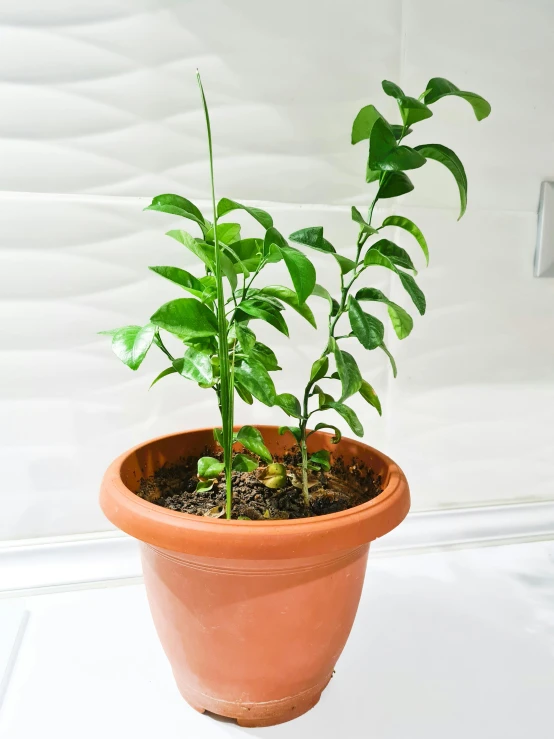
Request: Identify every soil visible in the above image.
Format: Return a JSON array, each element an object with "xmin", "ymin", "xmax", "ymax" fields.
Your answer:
[{"xmin": 136, "ymin": 449, "xmax": 383, "ymax": 520}]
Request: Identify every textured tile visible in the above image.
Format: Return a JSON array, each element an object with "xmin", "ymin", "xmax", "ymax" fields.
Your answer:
[
  {"xmin": 1, "ymin": 541, "xmax": 553, "ymax": 738},
  {"xmin": 0, "ymin": 1, "xmax": 402, "ymax": 201}
]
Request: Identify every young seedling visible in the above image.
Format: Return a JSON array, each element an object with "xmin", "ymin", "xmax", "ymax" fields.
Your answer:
[
  {"xmin": 278, "ymin": 77, "xmax": 491, "ymax": 504},
  {"xmin": 100, "ymin": 72, "xmax": 318, "ymax": 518}
]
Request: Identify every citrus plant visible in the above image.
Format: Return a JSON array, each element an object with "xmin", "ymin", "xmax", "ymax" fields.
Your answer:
[
  {"xmin": 277, "ymin": 77, "xmax": 491, "ymax": 503},
  {"xmin": 100, "ymin": 72, "xmax": 318, "ymax": 518}
]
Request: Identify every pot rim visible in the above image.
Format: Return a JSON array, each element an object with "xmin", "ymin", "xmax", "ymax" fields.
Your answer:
[{"xmin": 100, "ymin": 425, "xmax": 410, "ymax": 559}]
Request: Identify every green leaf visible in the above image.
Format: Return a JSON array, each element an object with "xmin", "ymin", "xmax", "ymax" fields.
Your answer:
[
  {"xmin": 289, "ymin": 227, "xmax": 335, "ymax": 253},
  {"xmin": 235, "ymin": 382, "xmax": 254, "ymax": 404},
  {"xmin": 145, "ymin": 194, "xmax": 207, "ymax": 232},
  {"xmin": 369, "ymin": 118, "xmax": 426, "ymax": 172},
  {"xmin": 99, "ymin": 324, "xmax": 156, "ymax": 370},
  {"xmin": 236, "ymin": 425, "xmax": 272, "ymax": 463},
  {"xmin": 398, "ymin": 271, "xmax": 426, "ymax": 315},
  {"xmin": 414, "ymin": 143, "xmax": 468, "ymax": 219},
  {"xmin": 237, "ymin": 301, "xmax": 289, "ymax": 336},
  {"xmin": 232, "ymin": 453, "xmax": 259, "ymax": 472},
  {"xmin": 363, "ymin": 249, "xmax": 397, "ymax": 271},
  {"xmin": 247, "ymin": 342, "xmax": 281, "ymax": 371},
  {"xmin": 173, "ymin": 346, "xmax": 214, "ymax": 384},
  {"xmin": 278, "ymin": 425, "xmax": 302, "ymax": 443},
  {"xmin": 197, "ymin": 456, "xmax": 225, "ymax": 479},
  {"xmin": 263, "ymin": 226, "xmax": 288, "ymax": 256},
  {"xmin": 213, "ymin": 428, "xmax": 224, "ymax": 447},
  {"xmin": 149, "ymin": 366, "xmax": 178, "ymax": 388},
  {"xmin": 234, "ymin": 361, "xmax": 276, "ymax": 407},
  {"xmin": 348, "ymin": 297, "xmax": 385, "ymax": 350},
  {"xmin": 351, "ymin": 104, "xmax": 384, "ymax": 145},
  {"xmin": 150, "ymin": 298, "xmax": 218, "ymax": 340},
  {"xmin": 312, "ymin": 423, "xmax": 342, "ymax": 443},
  {"xmin": 355, "ymin": 287, "xmax": 413, "ymax": 339},
  {"xmin": 334, "ymin": 348, "xmax": 362, "ymax": 402},
  {"xmin": 309, "ymin": 449, "xmax": 331, "ymax": 471},
  {"xmin": 259, "ymin": 285, "xmax": 317, "ymax": 328},
  {"xmin": 391, "ymin": 124, "xmax": 413, "ymax": 140},
  {"xmin": 381, "ymin": 342, "xmax": 398, "ymax": 377},
  {"xmin": 217, "ymin": 198, "xmax": 273, "ymax": 229},
  {"xmin": 234, "ymin": 323, "xmax": 256, "ymax": 353},
  {"xmin": 279, "ymin": 245, "xmax": 316, "ymax": 304},
  {"xmin": 148, "ymin": 266, "xmax": 207, "ymax": 299},
  {"xmin": 351, "ymin": 206, "xmax": 378, "ymax": 236},
  {"xmin": 424, "ymin": 77, "xmax": 491, "ymax": 121},
  {"xmin": 333, "ymin": 254, "xmax": 357, "ymax": 275},
  {"xmin": 381, "ymin": 215, "xmax": 429, "ymax": 265},
  {"xmin": 276, "ymin": 393, "xmax": 302, "ymax": 418},
  {"xmin": 369, "ymin": 239, "xmax": 417, "ymax": 273},
  {"xmin": 359, "ymin": 379, "xmax": 382, "ymax": 415},
  {"xmin": 382, "ymin": 80, "xmax": 433, "ymax": 128},
  {"xmin": 377, "ymin": 172, "xmax": 414, "ymax": 199},
  {"xmin": 310, "ymin": 356, "xmax": 329, "ymax": 382},
  {"xmin": 311, "ymin": 284, "xmax": 339, "ymax": 316},
  {"xmin": 205, "ymin": 222, "xmax": 242, "ymax": 245},
  {"xmin": 197, "ymin": 241, "xmax": 238, "ymax": 290},
  {"xmin": 320, "ymin": 401, "xmax": 364, "ymax": 437},
  {"xmin": 166, "ymin": 230, "xmax": 213, "ymax": 268}
]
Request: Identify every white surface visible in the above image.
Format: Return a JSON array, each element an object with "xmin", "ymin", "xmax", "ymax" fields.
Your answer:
[
  {"xmin": 0, "ymin": 541, "xmax": 553, "ymax": 738},
  {"xmin": 3, "ymin": 502, "xmax": 554, "ymax": 597},
  {"xmin": 2, "ymin": 1, "xmax": 554, "ymax": 540}
]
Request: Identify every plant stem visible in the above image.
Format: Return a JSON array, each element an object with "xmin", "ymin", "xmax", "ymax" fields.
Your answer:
[{"xmin": 197, "ymin": 70, "xmax": 234, "ymax": 520}]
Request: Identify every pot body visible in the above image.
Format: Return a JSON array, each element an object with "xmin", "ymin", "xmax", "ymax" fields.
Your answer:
[{"xmin": 100, "ymin": 426, "xmax": 410, "ymax": 727}]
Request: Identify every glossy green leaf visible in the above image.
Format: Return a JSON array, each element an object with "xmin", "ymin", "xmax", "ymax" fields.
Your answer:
[
  {"xmin": 213, "ymin": 428, "xmax": 224, "ymax": 447},
  {"xmin": 247, "ymin": 342, "xmax": 281, "ymax": 371},
  {"xmin": 359, "ymin": 379, "xmax": 382, "ymax": 415},
  {"xmin": 382, "ymin": 80, "xmax": 433, "ymax": 128},
  {"xmin": 166, "ymin": 229, "xmax": 213, "ymax": 268},
  {"xmin": 381, "ymin": 215, "xmax": 429, "ymax": 265},
  {"xmin": 348, "ymin": 297, "xmax": 385, "ymax": 349},
  {"xmin": 234, "ymin": 323, "xmax": 256, "ymax": 353},
  {"xmin": 149, "ymin": 366, "xmax": 178, "ymax": 388},
  {"xmin": 235, "ymin": 381, "xmax": 254, "ymax": 404},
  {"xmin": 424, "ymin": 78, "xmax": 491, "ymax": 121},
  {"xmin": 369, "ymin": 118, "xmax": 426, "ymax": 172},
  {"xmin": 414, "ymin": 143, "xmax": 468, "ymax": 219},
  {"xmin": 377, "ymin": 172, "xmax": 414, "ymax": 199},
  {"xmin": 320, "ymin": 401, "xmax": 364, "ymax": 437},
  {"xmin": 237, "ymin": 301, "xmax": 289, "ymax": 336},
  {"xmin": 145, "ymin": 194, "xmax": 207, "ymax": 232},
  {"xmin": 334, "ymin": 348, "xmax": 362, "ymax": 401},
  {"xmin": 312, "ymin": 423, "xmax": 342, "ymax": 443},
  {"xmin": 148, "ymin": 266, "xmax": 206, "ymax": 299},
  {"xmin": 309, "ymin": 449, "xmax": 331, "ymax": 471},
  {"xmin": 197, "ymin": 241, "xmax": 238, "ymax": 290},
  {"xmin": 333, "ymin": 254, "xmax": 357, "ymax": 275},
  {"xmin": 263, "ymin": 226, "xmax": 288, "ymax": 256},
  {"xmin": 197, "ymin": 456, "xmax": 224, "ymax": 479},
  {"xmin": 150, "ymin": 298, "xmax": 218, "ymax": 340},
  {"xmin": 278, "ymin": 425, "xmax": 302, "ymax": 443},
  {"xmin": 172, "ymin": 346, "xmax": 214, "ymax": 385},
  {"xmin": 289, "ymin": 226, "xmax": 335, "ymax": 253},
  {"xmin": 205, "ymin": 222, "xmax": 242, "ymax": 245},
  {"xmin": 99, "ymin": 324, "xmax": 156, "ymax": 371},
  {"xmin": 279, "ymin": 245, "xmax": 316, "ymax": 304},
  {"xmin": 311, "ymin": 284, "xmax": 340, "ymax": 316},
  {"xmin": 381, "ymin": 342, "xmax": 398, "ymax": 377},
  {"xmin": 259, "ymin": 285, "xmax": 317, "ymax": 328},
  {"xmin": 351, "ymin": 104, "xmax": 384, "ymax": 145},
  {"xmin": 236, "ymin": 425, "xmax": 272, "ymax": 463},
  {"xmin": 234, "ymin": 360, "xmax": 276, "ymax": 407},
  {"xmin": 276, "ymin": 393, "xmax": 302, "ymax": 418},
  {"xmin": 232, "ymin": 453, "xmax": 259, "ymax": 472},
  {"xmin": 355, "ymin": 287, "xmax": 413, "ymax": 339},
  {"xmin": 310, "ymin": 356, "xmax": 329, "ymax": 382},
  {"xmin": 369, "ymin": 239, "xmax": 417, "ymax": 273},
  {"xmin": 391, "ymin": 124, "xmax": 413, "ymax": 140},
  {"xmin": 351, "ymin": 206, "xmax": 378, "ymax": 236},
  {"xmin": 217, "ymin": 198, "xmax": 273, "ymax": 229},
  {"xmin": 398, "ymin": 271, "xmax": 426, "ymax": 315}
]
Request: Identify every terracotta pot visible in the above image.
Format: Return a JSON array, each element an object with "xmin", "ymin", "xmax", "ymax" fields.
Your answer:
[{"xmin": 100, "ymin": 426, "xmax": 409, "ymax": 727}]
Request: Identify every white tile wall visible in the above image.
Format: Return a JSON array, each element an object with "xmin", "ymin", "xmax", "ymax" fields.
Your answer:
[{"xmin": 1, "ymin": 1, "xmax": 553, "ymax": 539}]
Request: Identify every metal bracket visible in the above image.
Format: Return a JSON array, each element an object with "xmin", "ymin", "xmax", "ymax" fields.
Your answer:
[{"xmin": 535, "ymin": 181, "xmax": 554, "ymax": 277}]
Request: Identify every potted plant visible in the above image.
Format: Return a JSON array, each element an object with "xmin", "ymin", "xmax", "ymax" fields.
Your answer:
[{"xmin": 100, "ymin": 72, "xmax": 490, "ymax": 727}]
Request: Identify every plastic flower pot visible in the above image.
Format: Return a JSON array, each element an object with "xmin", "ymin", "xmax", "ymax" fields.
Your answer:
[{"xmin": 100, "ymin": 425, "xmax": 409, "ymax": 727}]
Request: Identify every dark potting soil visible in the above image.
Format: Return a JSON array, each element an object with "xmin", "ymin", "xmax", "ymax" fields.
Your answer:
[{"xmin": 136, "ymin": 450, "xmax": 383, "ymax": 520}]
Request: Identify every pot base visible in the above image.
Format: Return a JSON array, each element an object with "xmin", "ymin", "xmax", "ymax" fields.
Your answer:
[{"xmin": 177, "ymin": 672, "xmax": 333, "ymax": 728}]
